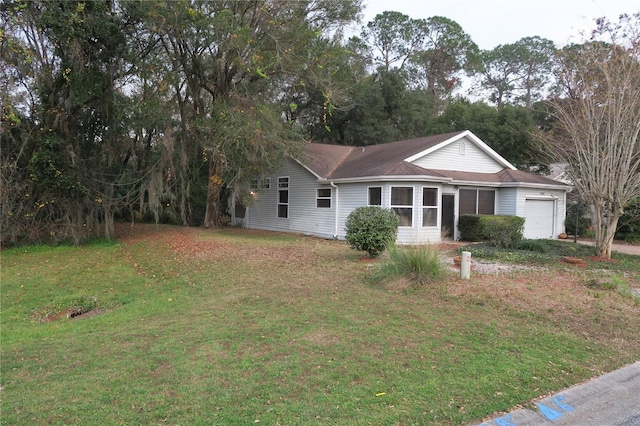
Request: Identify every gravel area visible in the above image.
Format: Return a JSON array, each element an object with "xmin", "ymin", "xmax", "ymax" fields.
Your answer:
[{"xmin": 447, "ymin": 257, "xmax": 538, "ymax": 274}]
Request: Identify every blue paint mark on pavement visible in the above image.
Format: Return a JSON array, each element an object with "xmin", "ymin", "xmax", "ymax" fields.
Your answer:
[
  {"xmin": 494, "ymin": 414, "xmax": 517, "ymax": 426},
  {"xmin": 552, "ymin": 394, "xmax": 574, "ymax": 412},
  {"xmin": 536, "ymin": 402, "xmax": 564, "ymax": 421}
]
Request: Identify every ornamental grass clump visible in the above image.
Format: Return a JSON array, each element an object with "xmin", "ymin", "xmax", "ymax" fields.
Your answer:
[
  {"xmin": 345, "ymin": 206, "xmax": 399, "ymax": 258},
  {"xmin": 371, "ymin": 244, "xmax": 446, "ymax": 286}
]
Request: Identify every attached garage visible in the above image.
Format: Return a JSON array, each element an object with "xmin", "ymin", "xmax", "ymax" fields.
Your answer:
[{"xmin": 523, "ymin": 199, "xmax": 556, "ymax": 239}]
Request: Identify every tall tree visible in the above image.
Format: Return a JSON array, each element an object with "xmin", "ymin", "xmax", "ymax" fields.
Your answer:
[
  {"xmin": 477, "ymin": 43, "xmax": 523, "ymax": 108},
  {"xmin": 360, "ymin": 11, "xmax": 422, "ymax": 71},
  {"xmin": 407, "ymin": 16, "xmax": 479, "ymax": 115},
  {"xmin": 321, "ymin": 69, "xmax": 433, "ymax": 145},
  {"xmin": 544, "ymin": 13, "xmax": 640, "ymax": 258},
  {"xmin": 512, "ymin": 36, "xmax": 556, "ymax": 107},
  {"xmin": 477, "ymin": 36, "xmax": 555, "ymax": 108},
  {"xmin": 128, "ymin": 0, "xmax": 362, "ymax": 227},
  {"xmin": 1, "ymin": 0, "xmax": 362, "ymax": 245},
  {"xmin": 1, "ymin": 0, "xmax": 133, "ymax": 242}
]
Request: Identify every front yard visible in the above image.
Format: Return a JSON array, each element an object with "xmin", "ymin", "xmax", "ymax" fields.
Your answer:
[{"xmin": 1, "ymin": 224, "xmax": 638, "ymax": 425}]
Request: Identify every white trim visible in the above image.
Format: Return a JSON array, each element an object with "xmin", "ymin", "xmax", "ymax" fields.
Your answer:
[
  {"xmin": 330, "ymin": 182, "xmax": 339, "ymax": 238},
  {"xmin": 524, "ymin": 195, "xmax": 558, "ymax": 200}
]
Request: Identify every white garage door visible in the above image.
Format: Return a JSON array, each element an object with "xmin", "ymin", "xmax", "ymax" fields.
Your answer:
[{"xmin": 523, "ymin": 199, "xmax": 555, "ymax": 239}]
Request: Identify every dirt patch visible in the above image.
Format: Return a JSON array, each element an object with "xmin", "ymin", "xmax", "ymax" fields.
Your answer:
[
  {"xmin": 447, "ymin": 268, "xmax": 640, "ymax": 346},
  {"xmin": 561, "ymin": 256, "xmax": 587, "ymax": 267},
  {"xmin": 586, "ymin": 256, "xmax": 620, "ymax": 263},
  {"xmin": 41, "ymin": 308, "xmax": 104, "ymax": 322}
]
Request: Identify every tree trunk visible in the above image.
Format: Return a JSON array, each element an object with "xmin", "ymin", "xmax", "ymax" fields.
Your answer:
[
  {"xmin": 592, "ymin": 201, "xmax": 621, "ymax": 259},
  {"xmin": 203, "ymin": 151, "xmax": 224, "ymax": 228}
]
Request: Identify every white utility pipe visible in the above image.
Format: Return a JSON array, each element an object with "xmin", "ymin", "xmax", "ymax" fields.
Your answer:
[{"xmin": 460, "ymin": 251, "xmax": 471, "ymax": 279}]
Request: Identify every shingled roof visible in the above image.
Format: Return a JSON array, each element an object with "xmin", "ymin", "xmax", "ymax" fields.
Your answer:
[{"xmin": 298, "ymin": 131, "xmax": 569, "ymax": 188}]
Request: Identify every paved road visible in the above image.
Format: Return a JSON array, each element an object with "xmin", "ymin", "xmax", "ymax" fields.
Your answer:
[{"xmin": 476, "ymin": 361, "xmax": 640, "ymax": 426}]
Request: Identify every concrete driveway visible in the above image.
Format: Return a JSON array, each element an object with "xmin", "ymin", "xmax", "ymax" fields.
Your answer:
[
  {"xmin": 564, "ymin": 239, "xmax": 640, "ymax": 256},
  {"xmin": 476, "ymin": 361, "xmax": 640, "ymax": 426}
]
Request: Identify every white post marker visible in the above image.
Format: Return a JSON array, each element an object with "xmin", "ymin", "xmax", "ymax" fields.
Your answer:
[{"xmin": 460, "ymin": 251, "xmax": 471, "ymax": 279}]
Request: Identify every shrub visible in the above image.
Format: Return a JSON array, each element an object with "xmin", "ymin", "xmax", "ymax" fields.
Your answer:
[
  {"xmin": 459, "ymin": 214, "xmax": 524, "ymax": 248},
  {"xmin": 481, "ymin": 215, "xmax": 524, "ymax": 248},
  {"xmin": 371, "ymin": 245, "xmax": 446, "ymax": 286},
  {"xmin": 517, "ymin": 239, "xmax": 547, "ymax": 253},
  {"xmin": 458, "ymin": 215, "xmax": 483, "ymax": 241},
  {"xmin": 345, "ymin": 206, "xmax": 399, "ymax": 258}
]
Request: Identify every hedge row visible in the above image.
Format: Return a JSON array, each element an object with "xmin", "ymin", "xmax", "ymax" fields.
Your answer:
[{"xmin": 459, "ymin": 214, "xmax": 525, "ymax": 248}]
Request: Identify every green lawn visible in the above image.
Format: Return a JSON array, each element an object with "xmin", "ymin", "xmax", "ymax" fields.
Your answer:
[{"xmin": 2, "ymin": 225, "xmax": 639, "ymax": 425}]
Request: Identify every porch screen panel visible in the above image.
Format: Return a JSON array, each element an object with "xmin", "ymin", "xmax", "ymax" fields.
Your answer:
[
  {"xmin": 459, "ymin": 189, "xmax": 477, "ymax": 215},
  {"xmin": 391, "ymin": 187, "xmax": 413, "ymax": 226},
  {"xmin": 478, "ymin": 190, "xmax": 495, "ymax": 214},
  {"xmin": 422, "ymin": 187, "xmax": 438, "ymax": 227}
]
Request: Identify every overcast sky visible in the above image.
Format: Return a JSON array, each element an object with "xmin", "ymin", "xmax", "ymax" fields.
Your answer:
[{"xmin": 359, "ymin": 0, "xmax": 639, "ymax": 50}]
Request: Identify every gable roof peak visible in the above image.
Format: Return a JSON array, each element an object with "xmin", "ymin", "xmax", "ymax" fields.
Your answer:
[{"xmin": 301, "ymin": 130, "xmax": 519, "ymax": 180}]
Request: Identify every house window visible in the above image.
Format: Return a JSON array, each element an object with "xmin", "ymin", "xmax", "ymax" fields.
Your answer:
[
  {"xmin": 422, "ymin": 187, "xmax": 438, "ymax": 227},
  {"xmin": 250, "ymin": 177, "xmax": 270, "ymax": 191},
  {"xmin": 478, "ymin": 190, "xmax": 495, "ymax": 214},
  {"xmin": 459, "ymin": 188, "xmax": 495, "ymax": 215},
  {"xmin": 459, "ymin": 142, "xmax": 466, "ymax": 155},
  {"xmin": 277, "ymin": 177, "xmax": 289, "ymax": 218},
  {"xmin": 368, "ymin": 187, "xmax": 382, "ymax": 206},
  {"xmin": 459, "ymin": 189, "xmax": 477, "ymax": 215},
  {"xmin": 391, "ymin": 186, "xmax": 413, "ymax": 226},
  {"xmin": 316, "ymin": 188, "xmax": 331, "ymax": 208}
]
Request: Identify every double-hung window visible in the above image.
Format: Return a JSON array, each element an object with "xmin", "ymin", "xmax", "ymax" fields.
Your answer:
[
  {"xmin": 316, "ymin": 188, "xmax": 331, "ymax": 208},
  {"xmin": 277, "ymin": 177, "xmax": 289, "ymax": 218},
  {"xmin": 250, "ymin": 177, "xmax": 270, "ymax": 191},
  {"xmin": 422, "ymin": 187, "xmax": 438, "ymax": 227},
  {"xmin": 391, "ymin": 186, "xmax": 413, "ymax": 226}
]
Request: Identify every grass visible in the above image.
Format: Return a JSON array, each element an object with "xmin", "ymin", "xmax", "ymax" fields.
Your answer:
[
  {"xmin": 370, "ymin": 244, "xmax": 446, "ymax": 287},
  {"xmin": 2, "ymin": 225, "xmax": 639, "ymax": 425}
]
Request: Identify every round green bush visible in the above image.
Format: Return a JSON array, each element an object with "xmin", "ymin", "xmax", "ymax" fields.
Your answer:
[{"xmin": 345, "ymin": 206, "xmax": 399, "ymax": 258}]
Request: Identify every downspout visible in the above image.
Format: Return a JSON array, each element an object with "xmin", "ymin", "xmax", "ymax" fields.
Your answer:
[
  {"xmin": 553, "ymin": 195, "xmax": 558, "ymax": 238},
  {"xmin": 331, "ymin": 182, "xmax": 339, "ymax": 239}
]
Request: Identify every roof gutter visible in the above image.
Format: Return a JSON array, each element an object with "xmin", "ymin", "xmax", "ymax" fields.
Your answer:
[{"xmin": 319, "ymin": 177, "xmax": 571, "ymax": 191}]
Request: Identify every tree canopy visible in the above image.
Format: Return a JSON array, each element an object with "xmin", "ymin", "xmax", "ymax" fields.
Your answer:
[
  {"xmin": 2, "ymin": 3, "xmax": 638, "ymax": 247},
  {"xmin": 542, "ymin": 13, "xmax": 640, "ymax": 257}
]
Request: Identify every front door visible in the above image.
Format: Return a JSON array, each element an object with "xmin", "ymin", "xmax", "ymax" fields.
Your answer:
[{"xmin": 441, "ymin": 194, "xmax": 455, "ymax": 238}]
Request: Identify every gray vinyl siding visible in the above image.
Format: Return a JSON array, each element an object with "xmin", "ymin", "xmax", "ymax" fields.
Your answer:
[
  {"xmin": 411, "ymin": 136, "xmax": 505, "ymax": 173},
  {"xmin": 497, "ymin": 188, "xmax": 517, "ymax": 215},
  {"xmin": 245, "ymin": 159, "xmax": 336, "ymax": 239},
  {"xmin": 333, "ymin": 183, "xmax": 370, "ymax": 240}
]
